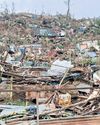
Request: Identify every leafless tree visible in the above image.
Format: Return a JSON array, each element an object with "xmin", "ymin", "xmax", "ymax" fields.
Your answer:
[{"xmin": 12, "ymin": 2, "xmax": 15, "ymax": 14}]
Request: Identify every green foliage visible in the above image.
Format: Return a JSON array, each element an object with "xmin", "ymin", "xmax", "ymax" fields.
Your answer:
[{"xmin": 95, "ymin": 18, "xmax": 100, "ymax": 26}]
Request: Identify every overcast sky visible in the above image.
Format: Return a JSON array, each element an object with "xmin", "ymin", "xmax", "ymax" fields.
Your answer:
[{"xmin": 0, "ymin": 0, "xmax": 100, "ymax": 19}]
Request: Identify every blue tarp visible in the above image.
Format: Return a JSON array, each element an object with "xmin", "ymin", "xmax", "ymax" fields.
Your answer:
[{"xmin": 87, "ymin": 52, "xmax": 96, "ymax": 58}]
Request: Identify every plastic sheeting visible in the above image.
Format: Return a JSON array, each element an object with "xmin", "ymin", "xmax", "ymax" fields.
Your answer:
[
  {"xmin": 47, "ymin": 59, "xmax": 73, "ymax": 76},
  {"xmin": 93, "ymin": 70, "xmax": 100, "ymax": 83}
]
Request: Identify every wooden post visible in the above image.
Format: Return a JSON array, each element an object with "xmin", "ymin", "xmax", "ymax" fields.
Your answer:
[
  {"xmin": 10, "ymin": 65, "xmax": 13, "ymax": 100},
  {"xmin": 26, "ymin": 99, "xmax": 28, "ymax": 106},
  {"xmin": 36, "ymin": 91, "xmax": 39, "ymax": 125},
  {"xmin": 59, "ymin": 69, "xmax": 68, "ymax": 86},
  {"xmin": 10, "ymin": 76, "xmax": 13, "ymax": 100}
]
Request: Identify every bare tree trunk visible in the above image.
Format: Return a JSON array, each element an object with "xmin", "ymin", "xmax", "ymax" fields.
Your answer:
[
  {"xmin": 64, "ymin": 0, "xmax": 71, "ymax": 21},
  {"xmin": 67, "ymin": 0, "xmax": 70, "ymax": 18}
]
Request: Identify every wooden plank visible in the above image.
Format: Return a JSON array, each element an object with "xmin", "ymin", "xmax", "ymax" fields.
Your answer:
[
  {"xmin": 40, "ymin": 116, "xmax": 100, "ymax": 125},
  {"xmin": 6, "ymin": 116, "xmax": 100, "ymax": 125}
]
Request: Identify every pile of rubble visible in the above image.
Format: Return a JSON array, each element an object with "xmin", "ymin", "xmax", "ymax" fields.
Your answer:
[{"xmin": 0, "ymin": 12, "xmax": 100, "ymax": 124}]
